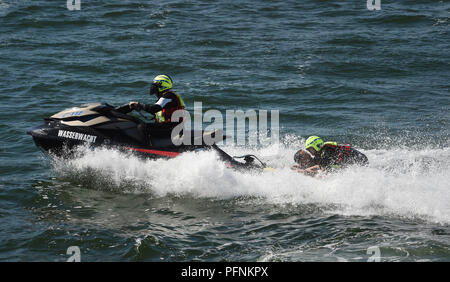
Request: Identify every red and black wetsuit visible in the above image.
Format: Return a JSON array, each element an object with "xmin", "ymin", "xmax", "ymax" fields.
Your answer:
[{"xmin": 315, "ymin": 142, "xmax": 368, "ymax": 170}]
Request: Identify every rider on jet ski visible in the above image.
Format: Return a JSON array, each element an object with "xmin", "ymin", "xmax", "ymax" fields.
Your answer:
[
  {"xmin": 128, "ymin": 74, "xmax": 185, "ymax": 122},
  {"xmin": 293, "ymin": 136, "xmax": 368, "ymax": 176},
  {"xmin": 116, "ymin": 74, "xmax": 186, "ymax": 136}
]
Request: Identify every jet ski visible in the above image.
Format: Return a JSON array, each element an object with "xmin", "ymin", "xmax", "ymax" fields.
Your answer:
[{"xmin": 27, "ymin": 103, "xmax": 269, "ymax": 171}]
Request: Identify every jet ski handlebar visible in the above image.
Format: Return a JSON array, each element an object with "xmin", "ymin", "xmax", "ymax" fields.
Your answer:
[{"xmin": 92, "ymin": 103, "xmax": 146, "ymax": 125}]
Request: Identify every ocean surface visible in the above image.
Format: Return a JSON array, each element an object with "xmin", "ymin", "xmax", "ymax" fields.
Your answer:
[{"xmin": 0, "ymin": 0, "xmax": 449, "ymax": 262}]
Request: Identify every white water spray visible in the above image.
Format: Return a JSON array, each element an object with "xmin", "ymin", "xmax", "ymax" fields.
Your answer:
[{"xmin": 52, "ymin": 142, "xmax": 450, "ymax": 224}]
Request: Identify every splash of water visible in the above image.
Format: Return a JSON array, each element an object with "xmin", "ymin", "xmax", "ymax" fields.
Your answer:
[{"xmin": 51, "ymin": 140, "xmax": 450, "ymax": 224}]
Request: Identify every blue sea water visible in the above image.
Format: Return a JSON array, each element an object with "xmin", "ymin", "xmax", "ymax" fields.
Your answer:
[{"xmin": 0, "ymin": 0, "xmax": 449, "ymax": 261}]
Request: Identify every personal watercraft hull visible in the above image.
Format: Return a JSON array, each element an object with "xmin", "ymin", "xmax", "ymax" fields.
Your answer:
[
  {"xmin": 27, "ymin": 121, "xmax": 205, "ymax": 159},
  {"xmin": 27, "ymin": 103, "xmax": 267, "ymax": 171}
]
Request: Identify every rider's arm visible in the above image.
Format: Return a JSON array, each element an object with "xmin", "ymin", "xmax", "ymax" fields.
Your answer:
[
  {"xmin": 291, "ymin": 164, "xmax": 302, "ymax": 170},
  {"xmin": 142, "ymin": 93, "xmax": 177, "ymax": 115},
  {"xmin": 141, "ymin": 100, "xmax": 168, "ymax": 115},
  {"xmin": 304, "ymin": 165, "xmax": 321, "ymax": 176},
  {"xmin": 115, "ymin": 104, "xmax": 133, "ymax": 114},
  {"xmin": 141, "ymin": 104, "xmax": 162, "ymax": 115},
  {"xmin": 125, "ymin": 93, "xmax": 178, "ymax": 115},
  {"xmin": 125, "ymin": 101, "xmax": 166, "ymax": 115}
]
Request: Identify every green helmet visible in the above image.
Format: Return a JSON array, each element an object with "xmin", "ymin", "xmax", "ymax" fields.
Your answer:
[
  {"xmin": 150, "ymin": 74, "xmax": 173, "ymax": 95},
  {"xmin": 305, "ymin": 136, "xmax": 324, "ymax": 152}
]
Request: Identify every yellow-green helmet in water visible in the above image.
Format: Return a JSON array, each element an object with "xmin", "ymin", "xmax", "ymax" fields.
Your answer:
[
  {"xmin": 305, "ymin": 136, "xmax": 324, "ymax": 152},
  {"xmin": 150, "ymin": 74, "xmax": 173, "ymax": 95}
]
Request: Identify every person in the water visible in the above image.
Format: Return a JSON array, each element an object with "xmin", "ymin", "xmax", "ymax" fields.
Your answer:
[
  {"xmin": 293, "ymin": 136, "xmax": 368, "ymax": 176},
  {"xmin": 291, "ymin": 149, "xmax": 319, "ymax": 176}
]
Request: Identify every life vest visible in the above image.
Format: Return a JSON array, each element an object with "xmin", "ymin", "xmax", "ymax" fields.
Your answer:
[
  {"xmin": 155, "ymin": 91, "xmax": 186, "ymax": 123},
  {"xmin": 321, "ymin": 141, "xmax": 352, "ymax": 164}
]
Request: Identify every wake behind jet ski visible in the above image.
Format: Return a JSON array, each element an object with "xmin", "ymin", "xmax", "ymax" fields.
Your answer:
[{"xmin": 27, "ymin": 102, "xmax": 267, "ymax": 172}]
